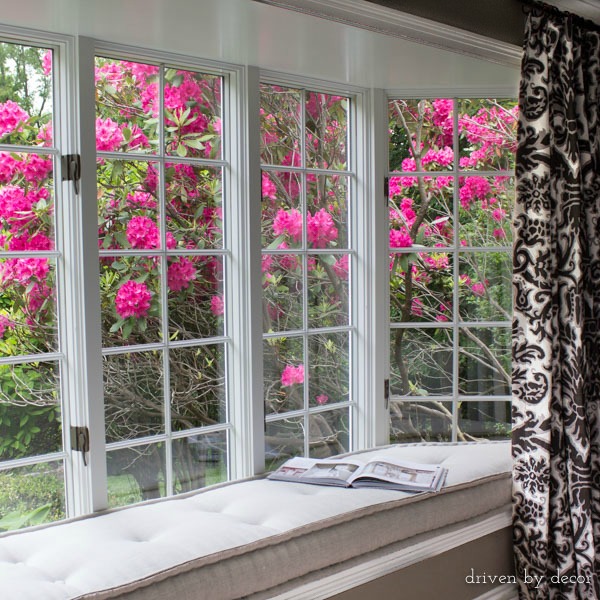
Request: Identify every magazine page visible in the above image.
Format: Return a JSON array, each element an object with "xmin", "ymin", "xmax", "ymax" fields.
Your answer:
[
  {"xmin": 349, "ymin": 456, "xmax": 444, "ymax": 491},
  {"xmin": 267, "ymin": 457, "xmax": 365, "ymax": 486}
]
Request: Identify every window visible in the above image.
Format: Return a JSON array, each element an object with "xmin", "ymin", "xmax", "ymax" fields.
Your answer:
[
  {"xmin": 387, "ymin": 98, "xmax": 516, "ymax": 443},
  {"xmin": 260, "ymin": 83, "xmax": 354, "ymax": 467},
  {"xmin": 94, "ymin": 56, "xmax": 230, "ymax": 507},
  {"xmin": 0, "ymin": 40, "xmax": 66, "ymax": 526},
  {"xmin": 0, "ymin": 27, "xmax": 517, "ymax": 533}
]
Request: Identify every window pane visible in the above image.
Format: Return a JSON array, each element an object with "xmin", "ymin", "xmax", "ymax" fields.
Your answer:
[
  {"xmin": 260, "ymin": 84, "xmax": 301, "ymax": 166},
  {"xmin": 307, "ymin": 332, "xmax": 349, "ymax": 407},
  {"xmin": 107, "ymin": 443, "xmax": 166, "ymax": 508},
  {"xmin": 100, "ymin": 255, "xmax": 162, "ymax": 347},
  {"xmin": 389, "ymin": 400, "xmax": 453, "ymax": 443},
  {"xmin": 167, "ymin": 255, "xmax": 224, "ymax": 340},
  {"xmin": 390, "ymin": 327, "xmax": 452, "ymax": 396},
  {"xmin": 170, "ymin": 344, "xmax": 226, "ymax": 431},
  {"xmin": 306, "ymin": 174, "xmax": 348, "ymax": 249},
  {"xmin": 95, "ymin": 57, "xmax": 159, "ymax": 154},
  {"xmin": 265, "ymin": 416, "xmax": 304, "ymax": 471},
  {"xmin": 262, "ymin": 253, "xmax": 303, "ymax": 334},
  {"xmin": 389, "ymin": 176, "xmax": 454, "ymax": 248},
  {"xmin": 0, "ymin": 361, "xmax": 61, "ymax": 460},
  {"xmin": 173, "ymin": 431, "xmax": 227, "ymax": 494},
  {"xmin": 305, "ymin": 92, "xmax": 347, "ymax": 170},
  {"xmin": 0, "ymin": 43, "xmax": 53, "ymax": 146},
  {"xmin": 458, "ymin": 176, "xmax": 514, "ymax": 246},
  {"xmin": 164, "ymin": 69, "xmax": 221, "ymax": 159},
  {"xmin": 103, "ymin": 351, "xmax": 164, "ymax": 443},
  {"xmin": 459, "ymin": 252, "xmax": 512, "ymax": 322},
  {"xmin": 459, "ymin": 327, "xmax": 511, "ymax": 395},
  {"xmin": 264, "ymin": 336, "xmax": 304, "ymax": 415},
  {"xmin": 0, "ymin": 257, "xmax": 57, "ymax": 355},
  {"xmin": 0, "ymin": 461, "xmax": 65, "ymax": 531},
  {"xmin": 0, "ymin": 152, "xmax": 54, "ymax": 249},
  {"xmin": 389, "ymin": 99, "xmax": 453, "ymax": 172},
  {"xmin": 307, "ymin": 254, "xmax": 349, "ymax": 329},
  {"xmin": 261, "ymin": 170, "xmax": 302, "ymax": 249},
  {"xmin": 458, "ymin": 99, "xmax": 517, "ymax": 171},
  {"xmin": 389, "ymin": 252, "xmax": 453, "ymax": 324},
  {"xmin": 458, "ymin": 400, "xmax": 511, "ymax": 440},
  {"xmin": 165, "ymin": 163, "xmax": 222, "ymax": 250},
  {"xmin": 309, "ymin": 408, "xmax": 349, "ymax": 458},
  {"xmin": 97, "ymin": 159, "xmax": 159, "ymax": 250}
]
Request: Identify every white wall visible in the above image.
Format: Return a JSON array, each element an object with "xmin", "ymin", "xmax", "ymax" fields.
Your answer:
[{"xmin": 0, "ymin": 0, "xmax": 519, "ymax": 92}]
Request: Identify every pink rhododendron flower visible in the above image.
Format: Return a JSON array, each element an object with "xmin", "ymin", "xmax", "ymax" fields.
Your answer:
[
  {"xmin": 115, "ymin": 280, "xmax": 152, "ymax": 318},
  {"xmin": 262, "ymin": 172, "xmax": 277, "ymax": 200},
  {"xmin": 459, "ymin": 177, "xmax": 490, "ymax": 209},
  {"xmin": 0, "ymin": 256, "xmax": 49, "ymax": 285},
  {"xmin": 95, "ymin": 117, "xmax": 124, "ymax": 151},
  {"xmin": 127, "ymin": 191, "xmax": 157, "ymax": 209},
  {"xmin": 8, "ymin": 232, "xmax": 52, "ymax": 252},
  {"xmin": 423, "ymin": 254, "xmax": 449, "ymax": 270},
  {"xmin": 42, "ymin": 50, "xmax": 52, "ymax": 76},
  {"xmin": 273, "ymin": 208, "xmax": 302, "ymax": 242},
  {"xmin": 0, "ymin": 185, "xmax": 35, "ymax": 226},
  {"xmin": 21, "ymin": 154, "xmax": 53, "ymax": 183},
  {"xmin": 167, "ymin": 257, "xmax": 196, "ymax": 292},
  {"xmin": 389, "ymin": 228, "xmax": 412, "ymax": 248},
  {"xmin": 333, "ymin": 254, "xmax": 349, "ymax": 280},
  {"xmin": 388, "ymin": 177, "xmax": 403, "ymax": 197},
  {"xmin": 210, "ymin": 294, "xmax": 225, "ymax": 316},
  {"xmin": 0, "ymin": 314, "xmax": 14, "ymax": 339},
  {"xmin": 126, "ymin": 216, "xmax": 160, "ymax": 249},
  {"xmin": 0, "ymin": 152, "xmax": 19, "ymax": 183},
  {"xmin": 493, "ymin": 228, "xmax": 507, "ymax": 240},
  {"xmin": 471, "ymin": 282, "xmax": 486, "ymax": 296},
  {"xmin": 37, "ymin": 122, "xmax": 53, "ymax": 146},
  {"xmin": 491, "ymin": 208, "xmax": 506, "ymax": 222},
  {"xmin": 0, "ymin": 100, "xmax": 29, "ymax": 138},
  {"xmin": 315, "ymin": 394, "xmax": 329, "ymax": 405},
  {"xmin": 307, "ymin": 209, "xmax": 338, "ymax": 248},
  {"xmin": 281, "ymin": 364, "xmax": 304, "ymax": 386}
]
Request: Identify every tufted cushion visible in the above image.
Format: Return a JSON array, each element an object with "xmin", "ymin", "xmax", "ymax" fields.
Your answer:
[{"xmin": 0, "ymin": 442, "xmax": 512, "ymax": 600}]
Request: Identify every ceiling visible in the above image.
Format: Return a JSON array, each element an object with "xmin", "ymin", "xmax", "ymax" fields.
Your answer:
[{"xmin": 364, "ymin": 0, "xmax": 600, "ymax": 46}]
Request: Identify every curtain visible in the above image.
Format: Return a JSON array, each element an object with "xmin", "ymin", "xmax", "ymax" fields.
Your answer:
[{"xmin": 513, "ymin": 4, "xmax": 600, "ymax": 599}]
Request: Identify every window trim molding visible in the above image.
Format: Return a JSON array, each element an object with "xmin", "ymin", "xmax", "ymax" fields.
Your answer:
[{"xmin": 252, "ymin": 0, "xmax": 522, "ymax": 67}]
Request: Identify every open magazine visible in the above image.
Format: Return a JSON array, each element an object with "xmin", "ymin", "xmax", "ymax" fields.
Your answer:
[{"xmin": 267, "ymin": 455, "xmax": 447, "ymax": 493}]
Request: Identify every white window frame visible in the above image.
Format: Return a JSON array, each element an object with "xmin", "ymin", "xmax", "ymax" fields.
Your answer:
[
  {"xmin": 384, "ymin": 87, "xmax": 516, "ymax": 443},
  {"xmin": 256, "ymin": 71, "xmax": 376, "ymax": 457}
]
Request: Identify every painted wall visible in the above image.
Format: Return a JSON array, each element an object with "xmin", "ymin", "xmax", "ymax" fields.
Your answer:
[{"xmin": 0, "ymin": 0, "xmax": 519, "ymax": 93}]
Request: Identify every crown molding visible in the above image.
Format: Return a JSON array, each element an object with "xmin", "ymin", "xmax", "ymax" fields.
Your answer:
[{"xmin": 252, "ymin": 0, "xmax": 522, "ymax": 67}]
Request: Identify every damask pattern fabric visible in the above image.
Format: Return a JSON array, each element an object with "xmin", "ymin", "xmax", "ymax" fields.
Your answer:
[{"xmin": 513, "ymin": 6, "xmax": 600, "ymax": 600}]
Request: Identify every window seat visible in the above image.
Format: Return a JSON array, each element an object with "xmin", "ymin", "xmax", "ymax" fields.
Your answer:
[{"xmin": 0, "ymin": 442, "xmax": 512, "ymax": 600}]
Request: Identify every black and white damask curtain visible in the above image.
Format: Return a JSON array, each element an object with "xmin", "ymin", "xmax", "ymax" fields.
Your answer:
[{"xmin": 513, "ymin": 4, "xmax": 600, "ymax": 599}]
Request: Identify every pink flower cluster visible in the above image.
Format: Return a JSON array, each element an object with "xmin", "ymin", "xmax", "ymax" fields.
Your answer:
[
  {"xmin": 281, "ymin": 364, "xmax": 304, "ymax": 386},
  {"xmin": 96, "ymin": 117, "xmax": 124, "ymax": 152},
  {"xmin": 210, "ymin": 295, "xmax": 224, "ymax": 316},
  {"xmin": 272, "ymin": 208, "xmax": 339, "ymax": 247},
  {"xmin": 167, "ymin": 257, "xmax": 196, "ymax": 292},
  {"xmin": 459, "ymin": 177, "xmax": 490, "ymax": 209},
  {"xmin": 0, "ymin": 100, "xmax": 29, "ymax": 138},
  {"xmin": 126, "ymin": 216, "xmax": 160, "ymax": 249},
  {"xmin": 115, "ymin": 280, "xmax": 152, "ymax": 319}
]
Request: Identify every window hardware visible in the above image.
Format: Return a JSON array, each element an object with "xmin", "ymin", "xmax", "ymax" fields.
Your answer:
[
  {"xmin": 70, "ymin": 425, "xmax": 90, "ymax": 466},
  {"xmin": 384, "ymin": 378, "xmax": 390, "ymax": 410},
  {"xmin": 384, "ymin": 177, "xmax": 389, "ymax": 205},
  {"xmin": 62, "ymin": 154, "xmax": 81, "ymax": 195}
]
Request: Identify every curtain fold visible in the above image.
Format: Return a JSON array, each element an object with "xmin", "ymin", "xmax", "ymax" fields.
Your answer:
[{"xmin": 513, "ymin": 5, "xmax": 600, "ymax": 600}]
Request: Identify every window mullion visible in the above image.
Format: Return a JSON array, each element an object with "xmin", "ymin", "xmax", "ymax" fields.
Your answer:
[
  {"xmin": 364, "ymin": 88, "xmax": 391, "ymax": 448},
  {"xmin": 61, "ymin": 35, "xmax": 108, "ymax": 515},
  {"xmin": 226, "ymin": 65, "xmax": 264, "ymax": 478}
]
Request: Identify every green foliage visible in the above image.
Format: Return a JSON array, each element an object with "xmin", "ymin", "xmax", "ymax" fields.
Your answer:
[{"xmin": 0, "ymin": 466, "xmax": 64, "ymax": 525}]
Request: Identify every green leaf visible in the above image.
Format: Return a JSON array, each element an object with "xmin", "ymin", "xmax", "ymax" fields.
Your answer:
[
  {"xmin": 176, "ymin": 143, "xmax": 187, "ymax": 157},
  {"xmin": 266, "ymin": 234, "xmax": 286, "ymax": 250},
  {"xmin": 122, "ymin": 321, "xmax": 133, "ymax": 339}
]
